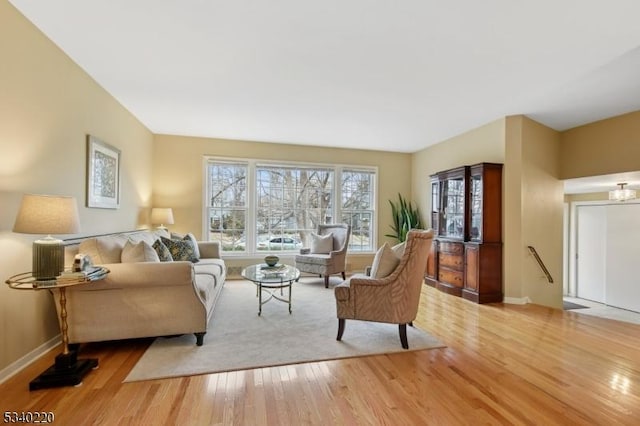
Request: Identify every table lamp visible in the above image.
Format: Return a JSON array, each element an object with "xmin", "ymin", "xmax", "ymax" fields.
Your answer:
[
  {"xmin": 151, "ymin": 207, "xmax": 174, "ymax": 230},
  {"xmin": 13, "ymin": 194, "xmax": 81, "ymax": 280}
]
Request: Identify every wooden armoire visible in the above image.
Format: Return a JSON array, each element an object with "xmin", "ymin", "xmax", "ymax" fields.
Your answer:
[{"xmin": 425, "ymin": 163, "xmax": 503, "ymax": 303}]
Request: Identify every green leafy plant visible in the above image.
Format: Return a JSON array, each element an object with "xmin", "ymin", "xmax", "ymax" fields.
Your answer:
[{"xmin": 385, "ymin": 193, "xmax": 423, "ymax": 242}]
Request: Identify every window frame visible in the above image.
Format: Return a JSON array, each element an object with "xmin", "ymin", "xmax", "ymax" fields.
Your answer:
[{"xmin": 203, "ymin": 156, "xmax": 378, "ymax": 256}]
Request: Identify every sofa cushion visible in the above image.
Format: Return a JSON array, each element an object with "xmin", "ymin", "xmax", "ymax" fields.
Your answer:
[
  {"xmin": 161, "ymin": 236, "xmax": 199, "ymax": 262},
  {"xmin": 370, "ymin": 243, "xmax": 399, "ymax": 278},
  {"xmin": 194, "ymin": 273, "xmax": 214, "ymax": 303},
  {"xmin": 194, "ymin": 258, "xmax": 226, "ymax": 278},
  {"xmin": 153, "ymin": 239, "xmax": 173, "ymax": 262},
  {"xmin": 79, "ymin": 234, "xmax": 129, "ymax": 264},
  {"xmin": 311, "ymin": 232, "xmax": 333, "ymax": 254},
  {"xmin": 121, "ymin": 240, "xmax": 160, "ymax": 263},
  {"xmin": 128, "ymin": 230, "xmax": 159, "ymax": 247},
  {"xmin": 295, "ymin": 253, "xmax": 333, "ymax": 266}
]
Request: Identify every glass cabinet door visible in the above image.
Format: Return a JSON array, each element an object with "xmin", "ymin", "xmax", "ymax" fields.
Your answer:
[
  {"xmin": 439, "ymin": 177, "xmax": 465, "ymax": 239},
  {"xmin": 431, "ymin": 179, "xmax": 439, "ymax": 234},
  {"xmin": 469, "ymin": 173, "xmax": 482, "ymax": 241}
]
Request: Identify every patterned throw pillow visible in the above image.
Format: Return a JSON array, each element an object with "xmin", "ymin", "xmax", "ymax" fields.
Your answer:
[
  {"xmin": 171, "ymin": 232, "xmax": 201, "ymax": 259},
  {"xmin": 161, "ymin": 236, "xmax": 199, "ymax": 263},
  {"xmin": 152, "ymin": 239, "xmax": 174, "ymax": 262}
]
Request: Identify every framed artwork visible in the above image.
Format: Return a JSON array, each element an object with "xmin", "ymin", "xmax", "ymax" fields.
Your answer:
[{"xmin": 86, "ymin": 135, "xmax": 120, "ymax": 209}]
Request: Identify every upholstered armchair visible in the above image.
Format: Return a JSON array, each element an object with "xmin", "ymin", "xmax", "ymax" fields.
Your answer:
[
  {"xmin": 295, "ymin": 224, "xmax": 351, "ymax": 288},
  {"xmin": 334, "ymin": 229, "xmax": 434, "ymax": 349}
]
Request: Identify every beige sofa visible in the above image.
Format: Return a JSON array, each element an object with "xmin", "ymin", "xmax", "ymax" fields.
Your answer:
[{"xmin": 57, "ymin": 229, "xmax": 225, "ymax": 346}]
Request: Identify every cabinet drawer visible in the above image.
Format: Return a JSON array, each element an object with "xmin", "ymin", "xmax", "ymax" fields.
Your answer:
[
  {"xmin": 438, "ymin": 241, "xmax": 463, "ymax": 255},
  {"xmin": 439, "ymin": 253, "xmax": 463, "ymax": 270},
  {"xmin": 438, "ymin": 268, "xmax": 464, "ymax": 288}
]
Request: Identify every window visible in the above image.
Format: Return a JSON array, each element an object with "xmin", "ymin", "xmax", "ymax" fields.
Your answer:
[
  {"xmin": 206, "ymin": 161, "xmax": 247, "ymax": 251},
  {"xmin": 256, "ymin": 164, "xmax": 333, "ymax": 251},
  {"xmin": 341, "ymin": 169, "xmax": 375, "ymax": 252},
  {"xmin": 205, "ymin": 158, "xmax": 376, "ymax": 254}
]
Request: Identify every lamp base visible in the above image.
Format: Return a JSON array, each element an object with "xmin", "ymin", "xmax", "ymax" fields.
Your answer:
[
  {"xmin": 32, "ymin": 237, "xmax": 65, "ymax": 280},
  {"xmin": 29, "ymin": 351, "xmax": 98, "ymax": 391}
]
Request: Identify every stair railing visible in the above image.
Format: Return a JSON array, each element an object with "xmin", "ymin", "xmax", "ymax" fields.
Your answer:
[{"xmin": 527, "ymin": 246, "xmax": 553, "ymax": 283}]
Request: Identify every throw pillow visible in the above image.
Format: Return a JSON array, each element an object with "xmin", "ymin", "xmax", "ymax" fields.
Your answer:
[
  {"xmin": 310, "ymin": 232, "xmax": 333, "ymax": 254},
  {"xmin": 121, "ymin": 240, "xmax": 160, "ymax": 263},
  {"xmin": 171, "ymin": 232, "xmax": 201, "ymax": 259},
  {"xmin": 152, "ymin": 239, "xmax": 173, "ymax": 262},
  {"xmin": 391, "ymin": 241, "xmax": 406, "ymax": 259},
  {"xmin": 370, "ymin": 243, "xmax": 400, "ymax": 279},
  {"xmin": 161, "ymin": 236, "xmax": 199, "ymax": 263},
  {"xmin": 78, "ymin": 234, "xmax": 128, "ymax": 264}
]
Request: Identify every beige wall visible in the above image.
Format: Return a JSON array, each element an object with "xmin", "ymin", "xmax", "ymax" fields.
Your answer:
[
  {"xmin": 503, "ymin": 116, "xmax": 525, "ymax": 301},
  {"xmin": 153, "ymin": 134, "xmax": 412, "ymax": 274},
  {"xmin": 412, "ymin": 116, "xmax": 564, "ymax": 307},
  {"xmin": 411, "ymin": 118, "xmax": 506, "ymax": 224},
  {"xmin": 518, "ymin": 117, "xmax": 563, "ymax": 308},
  {"xmin": 0, "ymin": 1, "xmax": 153, "ymax": 373},
  {"xmin": 560, "ymin": 110, "xmax": 640, "ymax": 179},
  {"xmin": 504, "ymin": 116, "xmax": 563, "ymax": 307},
  {"xmin": 565, "ymin": 192, "xmax": 609, "ymax": 203}
]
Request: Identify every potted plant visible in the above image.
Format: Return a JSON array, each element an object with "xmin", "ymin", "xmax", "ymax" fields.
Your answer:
[{"xmin": 385, "ymin": 193, "xmax": 422, "ymax": 242}]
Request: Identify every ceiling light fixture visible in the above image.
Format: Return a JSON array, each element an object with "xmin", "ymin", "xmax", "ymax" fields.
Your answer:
[{"xmin": 608, "ymin": 183, "xmax": 636, "ymax": 202}]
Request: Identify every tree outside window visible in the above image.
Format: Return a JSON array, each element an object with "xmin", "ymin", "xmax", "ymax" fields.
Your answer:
[{"xmin": 206, "ymin": 159, "xmax": 375, "ymax": 253}]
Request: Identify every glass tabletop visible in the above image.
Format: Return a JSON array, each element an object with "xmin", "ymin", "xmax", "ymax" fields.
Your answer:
[
  {"xmin": 5, "ymin": 267, "xmax": 110, "ymax": 290},
  {"xmin": 241, "ymin": 264, "xmax": 300, "ymax": 285}
]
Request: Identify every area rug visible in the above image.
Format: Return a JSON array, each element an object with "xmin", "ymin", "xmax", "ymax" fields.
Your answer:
[{"xmin": 125, "ymin": 278, "xmax": 445, "ymax": 382}]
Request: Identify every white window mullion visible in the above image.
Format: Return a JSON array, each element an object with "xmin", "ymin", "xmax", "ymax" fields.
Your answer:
[
  {"xmin": 335, "ymin": 166, "xmax": 343, "ymax": 227},
  {"xmin": 246, "ymin": 160, "xmax": 257, "ymax": 253}
]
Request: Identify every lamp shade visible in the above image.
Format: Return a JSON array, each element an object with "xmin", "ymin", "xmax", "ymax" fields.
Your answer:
[
  {"xmin": 151, "ymin": 208, "xmax": 174, "ymax": 226},
  {"xmin": 13, "ymin": 194, "xmax": 81, "ymax": 235},
  {"xmin": 13, "ymin": 194, "xmax": 80, "ymax": 280}
]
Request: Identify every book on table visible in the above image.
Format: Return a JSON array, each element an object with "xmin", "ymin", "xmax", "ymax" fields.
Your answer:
[{"xmin": 56, "ymin": 266, "xmax": 107, "ymax": 283}]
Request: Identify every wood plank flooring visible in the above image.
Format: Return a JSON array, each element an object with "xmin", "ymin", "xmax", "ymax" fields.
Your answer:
[{"xmin": 1, "ymin": 284, "xmax": 638, "ymax": 425}]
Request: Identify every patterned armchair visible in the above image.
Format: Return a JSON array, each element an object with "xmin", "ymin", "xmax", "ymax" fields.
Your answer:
[
  {"xmin": 295, "ymin": 224, "xmax": 351, "ymax": 288},
  {"xmin": 334, "ymin": 229, "xmax": 434, "ymax": 349}
]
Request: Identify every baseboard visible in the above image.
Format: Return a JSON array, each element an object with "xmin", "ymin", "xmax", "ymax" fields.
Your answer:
[
  {"xmin": 503, "ymin": 296, "xmax": 531, "ymax": 305},
  {"xmin": 0, "ymin": 334, "xmax": 60, "ymax": 385}
]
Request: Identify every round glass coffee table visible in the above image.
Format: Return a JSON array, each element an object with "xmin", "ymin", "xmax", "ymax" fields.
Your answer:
[{"xmin": 241, "ymin": 264, "xmax": 300, "ymax": 315}]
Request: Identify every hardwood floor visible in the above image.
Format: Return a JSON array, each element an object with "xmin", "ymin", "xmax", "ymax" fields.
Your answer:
[{"xmin": 2, "ymin": 285, "xmax": 639, "ymax": 425}]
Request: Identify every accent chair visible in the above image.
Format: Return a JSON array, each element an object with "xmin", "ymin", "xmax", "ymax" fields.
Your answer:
[
  {"xmin": 334, "ymin": 229, "xmax": 434, "ymax": 349},
  {"xmin": 295, "ymin": 223, "xmax": 351, "ymax": 288}
]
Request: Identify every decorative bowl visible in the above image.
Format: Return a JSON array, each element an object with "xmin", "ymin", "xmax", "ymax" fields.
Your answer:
[{"xmin": 264, "ymin": 255, "xmax": 279, "ymax": 267}]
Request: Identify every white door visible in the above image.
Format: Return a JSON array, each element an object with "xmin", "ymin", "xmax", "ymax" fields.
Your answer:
[
  {"xmin": 605, "ymin": 204, "xmax": 640, "ymax": 312},
  {"xmin": 576, "ymin": 205, "xmax": 607, "ymax": 303}
]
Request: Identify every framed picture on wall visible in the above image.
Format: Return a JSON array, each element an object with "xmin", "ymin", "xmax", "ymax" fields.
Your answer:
[{"xmin": 86, "ymin": 135, "xmax": 120, "ymax": 209}]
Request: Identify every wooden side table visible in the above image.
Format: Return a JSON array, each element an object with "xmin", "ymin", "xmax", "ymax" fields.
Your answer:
[{"xmin": 5, "ymin": 268, "xmax": 109, "ymax": 390}]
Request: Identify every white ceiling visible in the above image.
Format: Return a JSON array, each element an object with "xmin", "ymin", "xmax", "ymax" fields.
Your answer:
[{"xmin": 8, "ymin": 0, "xmax": 640, "ymax": 154}]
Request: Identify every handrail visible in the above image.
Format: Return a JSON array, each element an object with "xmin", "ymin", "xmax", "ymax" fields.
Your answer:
[{"xmin": 527, "ymin": 246, "xmax": 553, "ymax": 283}]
